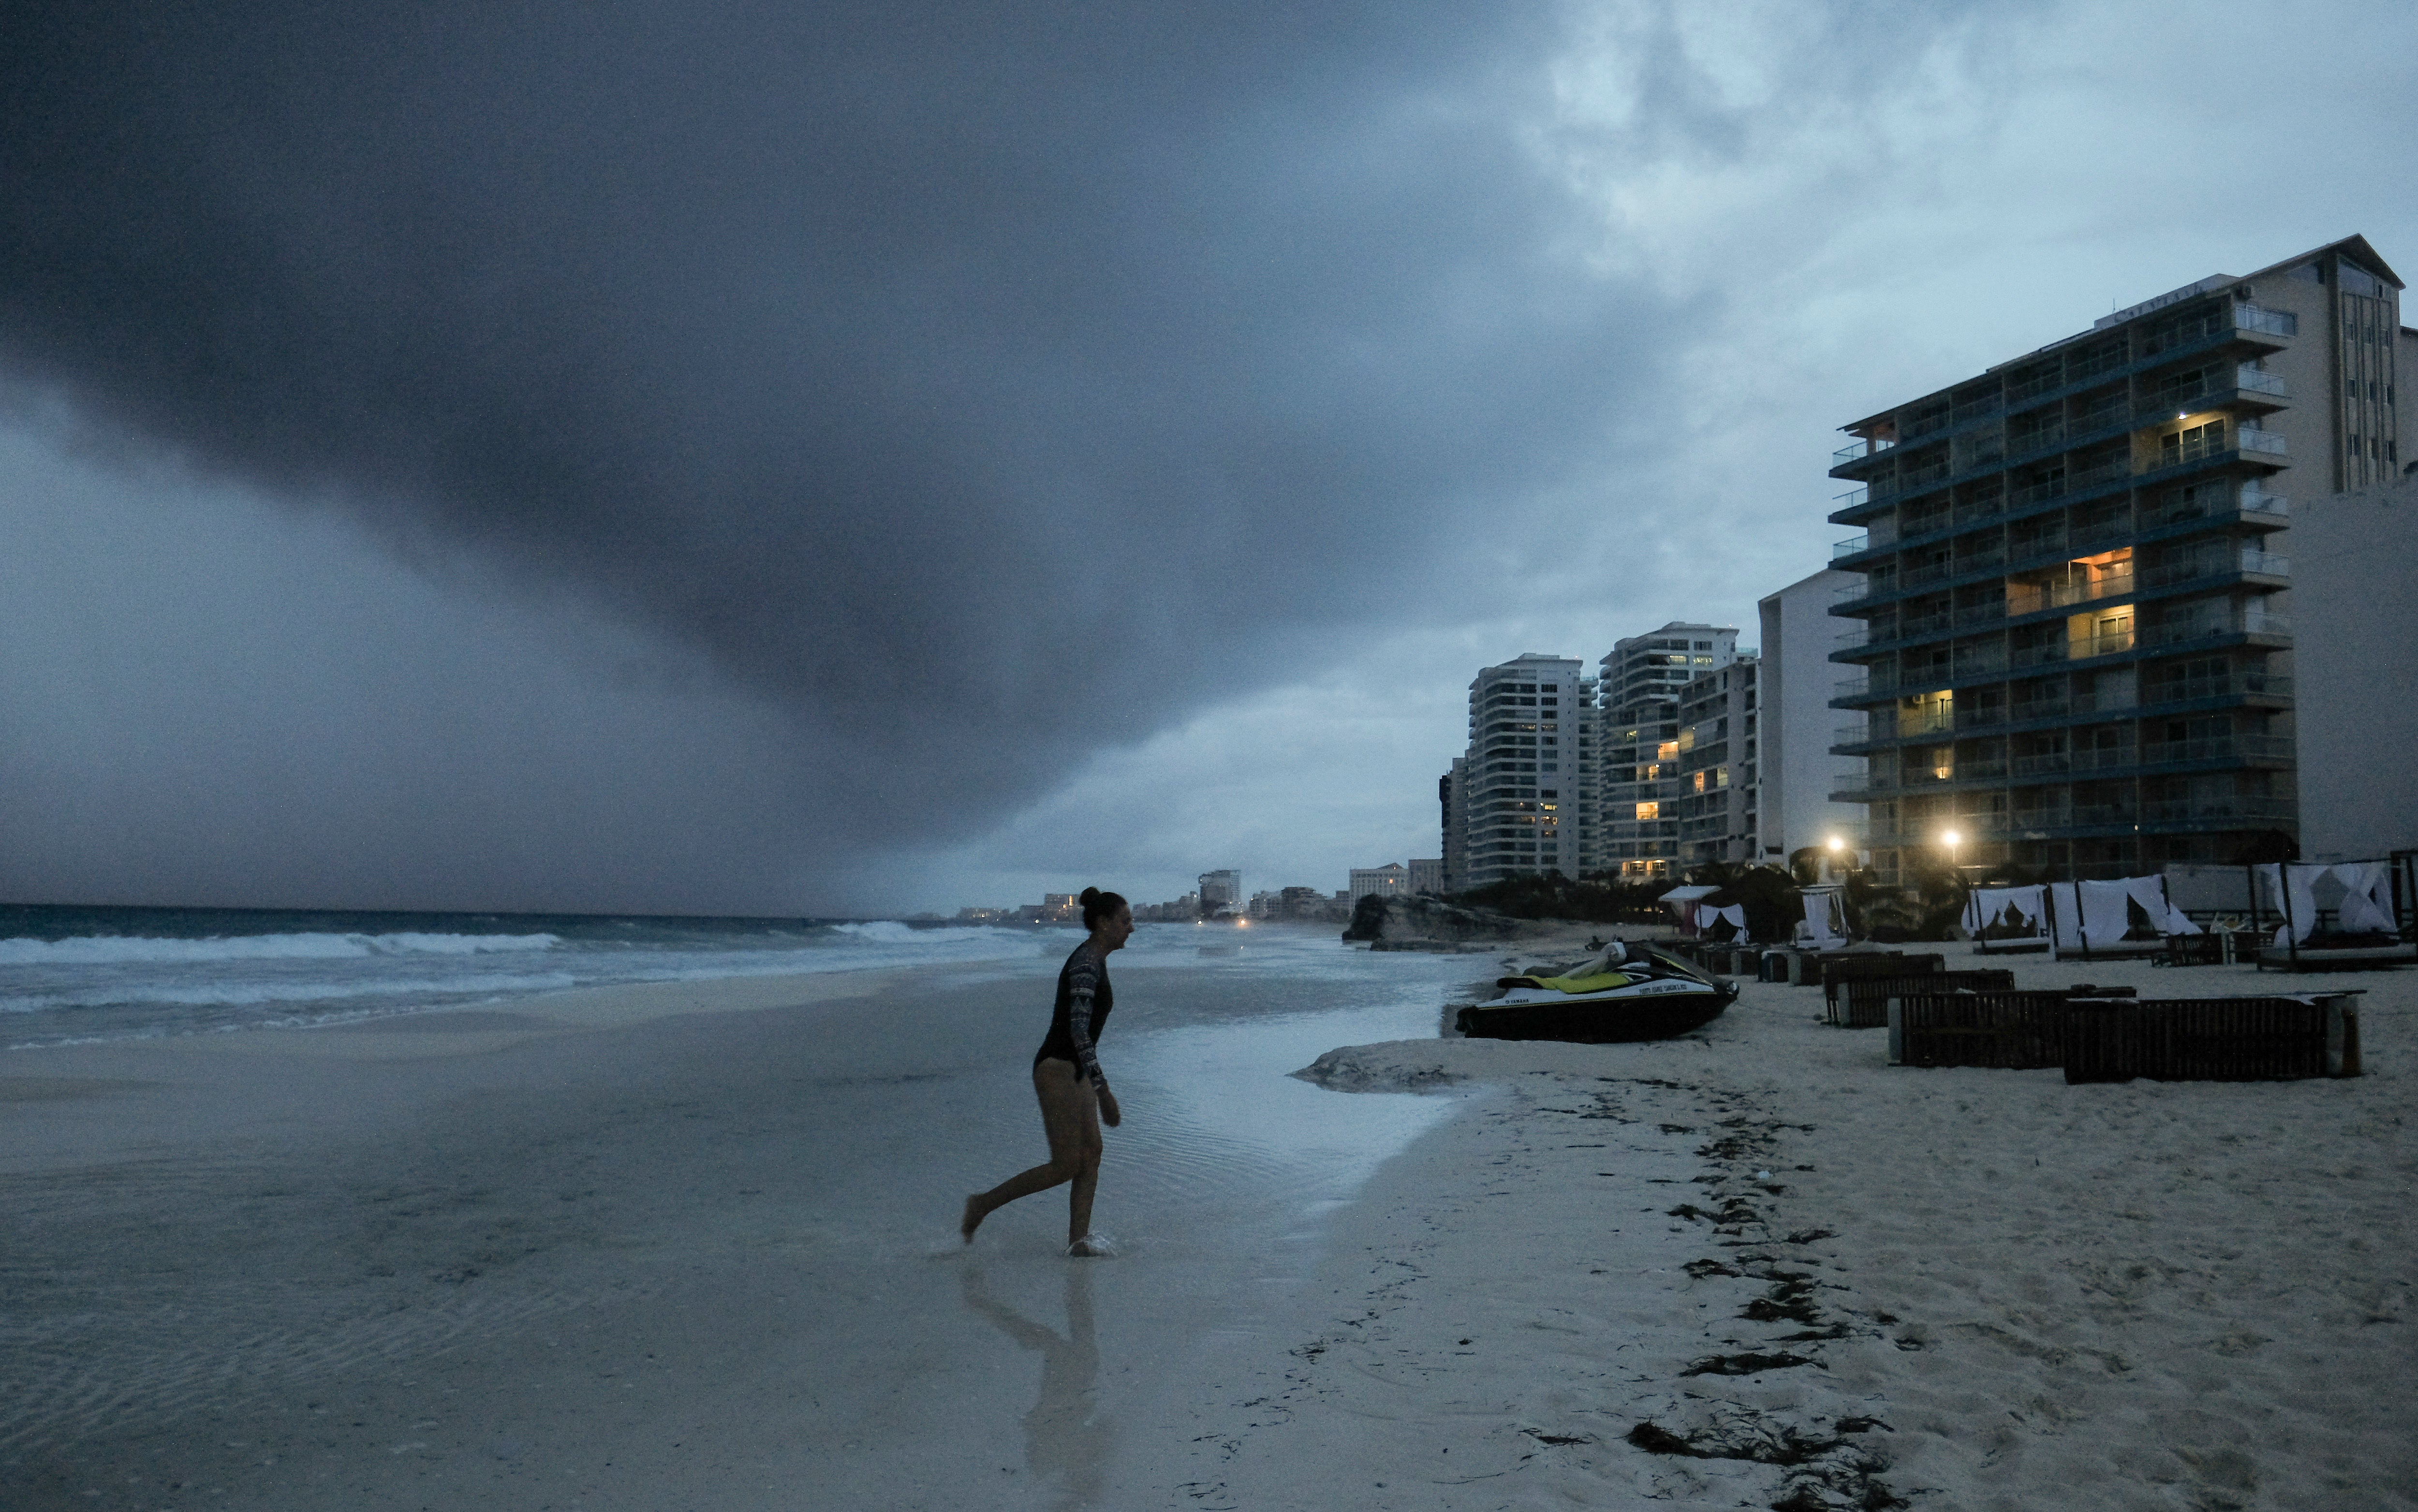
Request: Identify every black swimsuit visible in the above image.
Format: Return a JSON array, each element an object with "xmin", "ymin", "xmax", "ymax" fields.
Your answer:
[{"xmin": 1033, "ymin": 941, "xmax": 1112, "ymax": 1086}]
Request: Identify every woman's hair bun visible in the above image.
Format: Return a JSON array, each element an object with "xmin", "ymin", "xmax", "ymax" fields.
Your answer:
[{"xmin": 1079, "ymin": 886, "xmax": 1101, "ymax": 906}]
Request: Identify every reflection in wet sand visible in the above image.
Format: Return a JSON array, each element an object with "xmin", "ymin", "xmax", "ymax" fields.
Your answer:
[{"xmin": 962, "ymin": 1263, "xmax": 1113, "ymax": 1509}]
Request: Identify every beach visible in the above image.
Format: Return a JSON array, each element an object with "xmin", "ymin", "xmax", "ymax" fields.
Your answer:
[{"xmin": 3, "ymin": 932, "xmax": 2412, "ymax": 1510}]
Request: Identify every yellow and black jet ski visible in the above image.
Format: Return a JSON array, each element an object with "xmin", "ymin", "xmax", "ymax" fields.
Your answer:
[{"xmin": 1453, "ymin": 939, "xmax": 1736, "ymax": 1043}]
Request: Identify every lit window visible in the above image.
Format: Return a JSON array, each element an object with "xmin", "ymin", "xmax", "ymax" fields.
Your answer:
[{"xmin": 1636, "ymin": 803, "xmax": 1659, "ymax": 821}]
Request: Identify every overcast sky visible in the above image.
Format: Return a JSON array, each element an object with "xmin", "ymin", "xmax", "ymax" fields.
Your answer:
[{"xmin": 3, "ymin": 0, "xmax": 2414, "ymax": 917}]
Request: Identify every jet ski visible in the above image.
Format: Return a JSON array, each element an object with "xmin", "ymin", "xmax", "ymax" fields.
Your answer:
[{"xmin": 1453, "ymin": 939, "xmax": 1737, "ymax": 1043}]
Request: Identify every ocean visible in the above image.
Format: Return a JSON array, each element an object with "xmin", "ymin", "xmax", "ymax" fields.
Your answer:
[{"xmin": 0, "ymin": 903, "xmax": 1074, "ymax": 1050}]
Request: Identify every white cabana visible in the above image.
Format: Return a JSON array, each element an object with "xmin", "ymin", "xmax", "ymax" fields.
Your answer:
[
  {"xmin": 1654, "ymin": 885, "xmax": 1731, "ymax": 934},
  {"xmin": 2047, "ymin": 875, "xmax": 2197, "ymax": 957},
  {"xmin": 1798, "ymin": 887, "xmax": 1848, "ymax": 949},
  {"xmin": 2256, "ymin": 860, "xmax": 2399, "ymax": 943},
  {"xmin": 1965, "ymin": 883, "xmax": 2047, "ymax": 946}
]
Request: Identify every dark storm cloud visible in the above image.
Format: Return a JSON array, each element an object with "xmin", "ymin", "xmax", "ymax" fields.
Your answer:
[{"xmin": 0, "ymin": 2, "xmax": 1667, "ymax": 864}]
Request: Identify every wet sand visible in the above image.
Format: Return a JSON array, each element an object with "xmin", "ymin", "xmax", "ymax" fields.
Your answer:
[{"xmin": 0, "ymin": 935, "xmax": 1474, "ymax": 1510}]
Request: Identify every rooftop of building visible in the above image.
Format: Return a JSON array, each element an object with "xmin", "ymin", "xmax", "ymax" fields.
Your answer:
[{"xmin": 1837, "ymin": 233, "xmax": 2402, "ymax": 436}]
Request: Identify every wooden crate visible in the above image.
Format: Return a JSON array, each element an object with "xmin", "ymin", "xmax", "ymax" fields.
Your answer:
[
  {"xmin": 1834, "ymin": 969, "xmax": 2015, "ymax": 1028},
  {"xmin": 2065, "ymin": 995, "xmax": 2362, "ymax": 1083}
]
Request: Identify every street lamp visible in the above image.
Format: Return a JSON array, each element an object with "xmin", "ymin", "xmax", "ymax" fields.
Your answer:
[{"xmin": 1942, "ymin": 828, "xmax": 1962, "ymax": 872}]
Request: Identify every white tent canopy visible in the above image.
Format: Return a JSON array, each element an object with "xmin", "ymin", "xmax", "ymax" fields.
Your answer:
[
  {"xmin": 1965, "ymin": 883, "xmax": 2047, "ymax": 941},
  {"xmin": 2046, "ymin": 875, "xmax": 2198, "ymax": 954},
  {"xmin": 2256, "ymin": 861, "xmax": 2397, "ymax": 943}
]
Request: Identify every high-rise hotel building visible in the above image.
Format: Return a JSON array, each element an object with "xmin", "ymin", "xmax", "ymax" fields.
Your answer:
[
  {"xmin": 1596, "ymin": 623, "xmax": 1738, "ymax": 879},
  {"xmin": 1826, "ymin": 235, "xmax": 2410, "ymax": 884},
  {"xmin": 1452, "ymin": 654, "xmax": 1597, "ymax": 887}
]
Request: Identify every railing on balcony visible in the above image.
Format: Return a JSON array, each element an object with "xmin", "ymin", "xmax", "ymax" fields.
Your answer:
[
  {"xmin": 2070, "ymin": 687, "xmax": 2138, "ymax": 715},
  {"xmin": 1835, "ymin": 486, "xmax": 1871, "ymax": 510},
  {"xmin": 2006, "ymin": 367, "xmax": 2061, "ymax": 405},
  {"xmin": 2240, "ymin": 429, "xmax": 2288, "ymax": 456},
  {"xmin": 2002, "ymin": 566, "xmax": 2138, "ymax": 614},
  {"xmin": 1953, "ymin": 602, "xmax": 2008, "ymax": 629},
  {"xmin": 2010, "ymin": 751, "xmax": 2070, "ymax": 778},
  {"xmin": 1951, "ymin": 650, "xmax": 2008, "ymax": 680},
  {"xmin": 2010, "ymin": 696, "xmax": 2071, "ymax": 723},
  {"xmin": 2141, "ymin": 671, "xmax": 2293, "ymax": 707},
  {"xmin": 2142, "ymin": 613, "xmax": 2293, "ymax": 650},
  {"xmin": 2141, "ymin": 798, "xmax": 2300, "ymax": 825},
  {"xmin": 2008, "ymin": 423, "xmax": 2066, "ymax": 458},
  {"xmin": 2071, "ymin": 805, "xmax": 2139, "ymax": 826},
  {"xmin": 2145, "ymin": 488, "xmax": 2291, "ymax": 528},
  {"xmin": 2139, "ymin": 734, "xmax": 2294, "ymax": 766},
  {"xmin": 2073, "ymin": 396, "xmax": 2127, "ymax": 431},
  {"xmin": 2067, "ymin": 629, "xmax": 2135, "ymax": 661},
  {"xmin": 2071, "ymin": 744, "xmax": 2138, "ymax": 773},
  {"xmin": 1833, "ymin": 437, "xmax": 1894, "ymax": 466},
  {"xmin": 1832, "ymin": 533, "xmax": 1869, "ymax": 559},
  {"xmin": 2138, "ymin": 549, "xmax": 2289, "ymax": 590},
  {"xmin": 2234, "ymin": 303, "xmax": 2298, "ymax": 338},
  {"xmin": 2236, "ymin": 364, "xmax": 2288, "ymax": 396}
]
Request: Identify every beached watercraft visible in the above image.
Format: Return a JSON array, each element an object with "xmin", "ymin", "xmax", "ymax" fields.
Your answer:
[{"xmin": 1453, "ymin": 940, "xmax": 1737, "ymax": 1043}]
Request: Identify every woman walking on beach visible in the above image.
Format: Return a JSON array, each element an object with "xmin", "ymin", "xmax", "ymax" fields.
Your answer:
[{"xmin": 962, "ymin": 888, "xmax": 1131, "ymax": 1256}]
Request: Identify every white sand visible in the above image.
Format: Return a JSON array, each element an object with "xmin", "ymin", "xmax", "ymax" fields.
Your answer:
[
  {"xmin": 1176, "ymin": 951, "xmax": 2417, "ymax": 1511},
  {"xmin": 3, "ymin": 944, "xmax": 2410, "ymax": 1511}
]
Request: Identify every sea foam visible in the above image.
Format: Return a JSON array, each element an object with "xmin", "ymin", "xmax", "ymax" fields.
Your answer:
[{"xmin": 0, "ymin": 931, "xmax": 562, "ymax": 967}]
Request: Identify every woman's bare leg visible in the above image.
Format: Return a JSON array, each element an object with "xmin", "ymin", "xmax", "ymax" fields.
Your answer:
[{"xmin": 963, "ymin": 1060, "xmax": 1102, "ymax": 1245}]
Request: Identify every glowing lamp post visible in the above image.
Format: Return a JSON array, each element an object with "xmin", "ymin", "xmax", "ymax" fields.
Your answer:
[{"xmin": 1942, "ymin": 828, "xmax": 1962, "ymax": 872}]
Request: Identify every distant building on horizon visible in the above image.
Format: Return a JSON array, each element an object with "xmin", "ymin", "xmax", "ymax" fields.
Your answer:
[
  {"xmin": 1348, "ymin": 863, "xmax": 1410, "ymax": 902},
  {"xmin": 1452, "ymin": 653, "xmax": 1596, "ymax": 889},
  {"xmin": 1598, "ymin": 623, "xmax": 1738, "ymax": 881},
  {"xmin": 1196, "ymin": 870, "xmax": 1242, "ymax": 913},
  {"xmin": 1440, "ymin": 760, "xmax": 1467, "ymax": 893},
  {"xmin": 1825, "ymin": 233, "xmax": 2409, "ymax": 884},
  {"xmin": 1406, "ymin": 858, "xmax": 1444, "ymax": 895}
]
